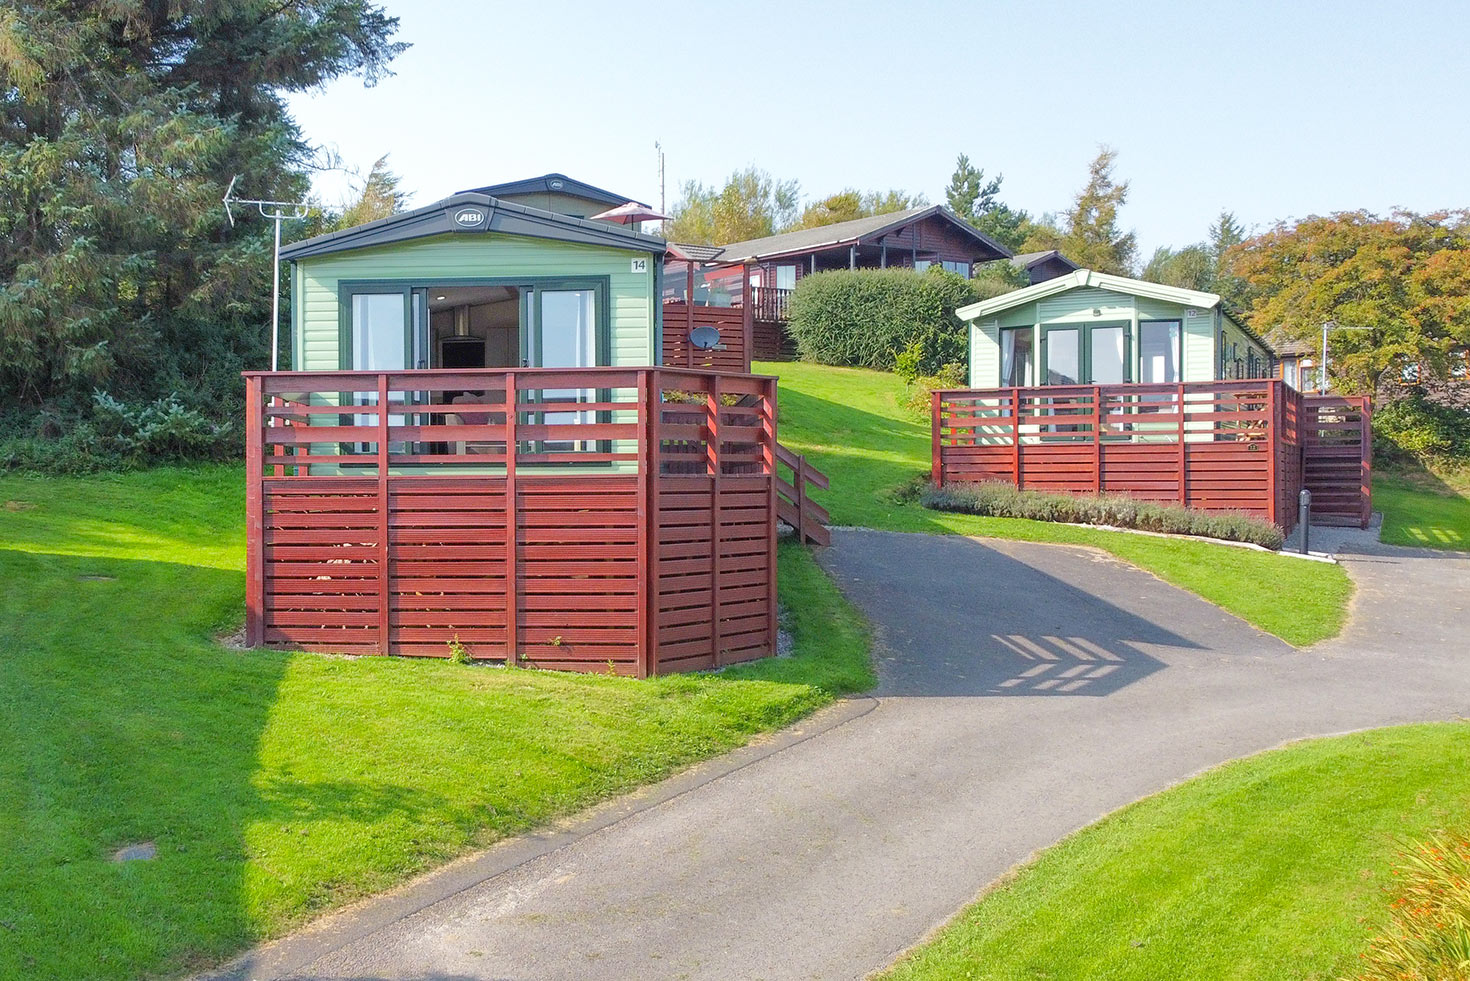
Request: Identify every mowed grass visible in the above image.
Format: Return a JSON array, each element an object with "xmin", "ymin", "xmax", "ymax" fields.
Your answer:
[
  {"xmin": 0, "ymin": 465, "xmax": 872, "ymax": 980},
  {"xmin": 758, "ymin": 360, "xmax": 1353, "ymax": 646},
  {"xmin": 881, "ymin": 723, "xmax": 1470, "ymax": 981},
  {"xmin": 1375, "ymin": 467, "xmax": 1470, "ymax": 551}
]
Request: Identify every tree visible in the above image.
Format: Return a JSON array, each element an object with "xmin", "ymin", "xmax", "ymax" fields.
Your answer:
[
  {"xmin": 1228, "ymin": 210, "xmax": 1470, "ymax": 395},
  {"xmin": 663, "ymin": 167, "xmax": 800, "ymax": 244},
  {"xmin": 1023, "ymin": 146, "xmax": 1136, "ymax": 274},
  {"xmin": 944, "ymin": 153, "xmax": 1030, "ymax": 251},
  {"xmin": 330, "ymin": 155, "xmax": 410, "ymax": 231},
  {"xmin": 1207, "ymin": 210, "xmax": 1249, "ymax": 307},
  {"xmin": 0, "ymin": 1, "xmax": 405, "ymax": 455},
  {"xmin": 1141, "ymin": 244, "xmax": 1214, "ymax": 291},
  {"xmin": 793, "ymin": 188, "xmax": 927, "ymax": 230}
]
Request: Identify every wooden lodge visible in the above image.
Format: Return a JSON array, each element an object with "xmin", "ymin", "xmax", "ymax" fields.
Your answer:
[
  {"xmin": 246, "ymin": 175, "xmax": 828, "ymax": 674},
  {"xmin": 665, "ymin": 205, "xmax": 1018, "ymax": 362}
]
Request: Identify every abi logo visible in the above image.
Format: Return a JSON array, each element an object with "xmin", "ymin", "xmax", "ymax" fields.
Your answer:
[{"xmin": 453, "ymin": 207, "xmax": 487, "ymax": 228}]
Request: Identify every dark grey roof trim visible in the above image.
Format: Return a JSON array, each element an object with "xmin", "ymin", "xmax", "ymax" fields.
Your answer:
[
  {"xmin": 1010, "ymin": 249, "xmax": 1079, "ymax": 271},
  {"xmin": 280, "ymin": 192, "xmax": 668, "ymax": 261},
  {"xmin": 457, "ymin": 172, "xmax": 646, "ymax": 209},
  {"xmin": 711, "ymin": 205, "xmax": 1012, "ymax": 264}
]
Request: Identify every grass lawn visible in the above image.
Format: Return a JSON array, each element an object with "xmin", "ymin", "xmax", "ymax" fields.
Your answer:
[
  {"xmin": 882, "ymin": 722, "xmax": 1470, "ymax": 981},
  {"xmin": 0, "ymin": 465, "xmax": 872, "ymax": 980},
  {"xmin": 759, "ymin": 360, "xmax": 1353, "ymax": 646},
  {"xmin": 1374, "ymin": 465, "xmax": 1470, "ymax": 551}
]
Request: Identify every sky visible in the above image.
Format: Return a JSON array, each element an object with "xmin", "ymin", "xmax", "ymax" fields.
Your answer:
[{"xmin": 286, "ymin": 0, "xmax": 1470, "ymax": 260}]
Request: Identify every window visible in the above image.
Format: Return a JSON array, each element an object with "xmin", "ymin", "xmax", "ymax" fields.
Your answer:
[
  {"xmin": 1220, "ymin": 330, "xmax": 1228, "ymax": 378},
  {"xmin": 940, "ymin": 260, "xmax": 971, "ymax": 278},
  {"xmin": 775, "ymin": 265, "xmax": 797, "ymax": 291},
  {"xmin": 351, "ymin": 292, "xmax": 410, "ymax": 371},
  {"xmin": 913, "ymin": 259, "xmax": 933, "ymax": 273},
  {"xmin": 1000, "ymin": 328, "xmax": 1033, "ymax": 386},
  {"xmin": 1452, "ymin": 348, "xmax": 1468, "ymax": 381},
  {"xmin": 1139, "ymin": 321, "xmax": 1181, "ymax": 384},
  {"xmin": 1041, "ymin": 324, "xmax": 1129, "ymax": 385},
  {"xmin": 1090, "ymin": 326, "xmax": 1127, "ymax": 385},
  {"xmin": 1044, "ymin": 327, "xmax": 1081, "ymax": 385},
  {"xmin": 1401, "ymin": 361, "xmax": 1421, "ymax": 384},
  {"xmin": 1283, "ymin": 359, "xmax": 1299, "ymax": 389}
]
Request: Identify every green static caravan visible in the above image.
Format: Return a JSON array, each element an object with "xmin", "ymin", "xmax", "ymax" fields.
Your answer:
[
  {"xmin": 957, "ymin": 269, "xmax": 1275, "ymax": 390},
  {"xmin": 278, "ymin": 188, "xmax": 668, "ymax": 475}
]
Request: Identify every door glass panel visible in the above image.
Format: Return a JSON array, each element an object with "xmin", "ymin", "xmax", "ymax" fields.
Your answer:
[
  {"xmin": 535, "ymin": 289, "xmax": 597, "ymax": 450},
  {"xmin": 1139, "ymin": 321, "xmax": 1181, "ymax": 384},
  {"xmin": 1091, "ymin": 326, "xmax": 1126, "ymax": 385},
  {"xmin": 352, "ymin": 293, "xmax": 407, "ymax": 370},
  {"xmin": 1046, "ymin": 328, "xmax": 1080, "ymax": 385},
  {"xmin": 350, "ymin": 293, "xmax": 408, "ymax": 452}
]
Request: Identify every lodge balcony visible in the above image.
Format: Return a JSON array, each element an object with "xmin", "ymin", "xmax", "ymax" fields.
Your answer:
[
  {"xmin": 243, "ymin": 366, "xmax": 824, "ymax": 676},
  {"xmin": 931, "ymin": 380, "xmax": 1371, "ymax": 530}
]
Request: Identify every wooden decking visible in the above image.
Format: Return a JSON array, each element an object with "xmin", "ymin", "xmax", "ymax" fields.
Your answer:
[
  {"xmin": 245, "ymin": 367, "xmax": 813, "ymax": 675},
  {"xmin": 932, "ymin": 380, "xmax": 1371, "ymax": 531}
]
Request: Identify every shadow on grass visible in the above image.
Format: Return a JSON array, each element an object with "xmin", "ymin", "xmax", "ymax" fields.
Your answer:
[{"xmin": 0, "ymin": 547, "xmax": 287, "ymax": 979}]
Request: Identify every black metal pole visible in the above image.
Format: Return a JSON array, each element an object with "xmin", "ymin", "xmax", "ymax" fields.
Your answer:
[{"xmin": 1298, "ymin": 489, "xmax": 1311, "ymax": 554}]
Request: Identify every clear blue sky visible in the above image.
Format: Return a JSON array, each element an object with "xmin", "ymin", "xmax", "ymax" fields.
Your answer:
[{"xmin": 287, "ymin": 0, "xmax": 1470, "ymax": 259}]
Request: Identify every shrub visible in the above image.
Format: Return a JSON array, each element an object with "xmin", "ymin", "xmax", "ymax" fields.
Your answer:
[
  {"xmin": 922, "ymin": 481, "xmax": 1286, "ymax": 549},
  {"xmin": 0, "ymin": 391, "xmax": 236, "ymax": 473},
  {"xmin": 786, "ymin": 267, "xmax": 1011, "ymax": 374},
  {"xmin": 1349, "ymin": 831, "xmax": 1470, "ymax": 981},
  {"xmin": 901, "ymin": 361, "xmax": 967, "ymax": 417},
  {"xmin": 1374, "ymin": 393, "xmax": 1470, "ymax": 464}
]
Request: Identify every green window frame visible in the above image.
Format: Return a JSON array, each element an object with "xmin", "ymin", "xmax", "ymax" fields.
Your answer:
[{"xmin": 1040, "ymin": 323, "xmax": 1132, "ymax": 385}]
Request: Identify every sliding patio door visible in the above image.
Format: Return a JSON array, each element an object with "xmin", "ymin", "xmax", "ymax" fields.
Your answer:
[{"xmin": 529, "ymin": 288, "xmax": 599, "ymax": 451}]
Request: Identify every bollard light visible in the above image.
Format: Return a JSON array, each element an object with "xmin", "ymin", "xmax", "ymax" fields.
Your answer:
[{"xmin": 1298, "ymin": 489, "xmax": 1312, "ymax": 554}]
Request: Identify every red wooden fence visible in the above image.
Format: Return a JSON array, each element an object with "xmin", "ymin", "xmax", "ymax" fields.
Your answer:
[
  {"xmin": 934, "ymin": 380, "xmax": 1303, "ymax": 529},
  {"xmin": 662, "ymin": 302, "xmax": 750, "ymax": 373},
  {"xmin": 245, "ymin": 367, "xmax": 779, "ymax": 676},
  {"xmin": 1301, "ymin": 395, "xmax": 1372, "ymax": 527}
]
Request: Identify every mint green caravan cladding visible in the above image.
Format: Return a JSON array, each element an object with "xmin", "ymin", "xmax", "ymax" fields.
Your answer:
[
  {"xmin": 281, "ymin": 192, "xmax": 665, "ymax": 374},
  {"xmin": 956, "ymin": 270, "xmax": 1274, "ymax": 389}
]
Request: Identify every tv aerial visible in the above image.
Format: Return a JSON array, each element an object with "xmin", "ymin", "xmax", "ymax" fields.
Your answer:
[{"xmin": 224, "ymin": 175, "xmax": 312, "ymax": 371}]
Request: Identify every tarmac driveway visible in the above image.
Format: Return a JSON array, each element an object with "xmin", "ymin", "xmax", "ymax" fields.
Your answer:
[{"xmin": 210, "ymin": 529, "xmax": 1470, "ymax": 981}]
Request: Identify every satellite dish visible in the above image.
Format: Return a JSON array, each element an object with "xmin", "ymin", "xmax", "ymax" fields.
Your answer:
[{"xmin": 690, "ymin": 324, "xmax": 723, "ymax": 350}]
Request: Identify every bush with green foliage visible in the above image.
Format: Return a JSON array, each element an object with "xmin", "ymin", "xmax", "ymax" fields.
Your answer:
[
  {"xmin": 1373, "ymin": 392, "xmax": 1470, "ymax": 463},
  {"xmin": 786, "ymin": 266, "xmax": 1015, "ymax": 375},
  {"xmin": 0, "ymin": 392, "xmax": 234, "ymax": 472},
  {"xmin": 922, "ymin": 480, "xmax": 1286, "ymax": 549},
  {"xmin": 900, "ymin": 361, "xmax": 968, "ymax": 418}
]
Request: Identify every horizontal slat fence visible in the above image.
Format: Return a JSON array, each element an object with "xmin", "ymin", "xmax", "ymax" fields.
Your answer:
[
  {"xmin": 662, "ymin": 302, "xmax": 750, "ymax": 373},
  {"xmin": 933, "ymin": 380, "xmax": 1299, "ymax": 529},
  {"xmin": 245, "ymin": 367, "xmax": 780, "ymax": 675},
  {"xmin": 1301, "ymin": 395, "xmax": 1372, "ymax": 528}
]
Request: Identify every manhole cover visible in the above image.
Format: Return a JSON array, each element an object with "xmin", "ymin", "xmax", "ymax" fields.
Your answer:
[
  {"xmin": 113, "ymin": 841, "xmax": 156, "ymax": 862},
  {"xmin": 78, "ymin": 575, "xmax": 116, "ymax": 582}
]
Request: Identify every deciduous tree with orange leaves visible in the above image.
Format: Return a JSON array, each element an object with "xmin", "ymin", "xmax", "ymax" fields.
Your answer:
[{"xmin": 1226, "ymin": 210, "xmax": 1470, "ymax": 397}]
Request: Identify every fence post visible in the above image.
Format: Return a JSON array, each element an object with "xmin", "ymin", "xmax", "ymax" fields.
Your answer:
[
  {"xmin": 930, "ymin": 390, "xmax": 943, "ymax": 486},
  {"xmin": 1360, "ymin": 395, "xmax": 1373, "ymax": 529},
  {"xmin": 504, "ymin": 371, "xmax": 518, "ymax": 667},
  {"xmin": 375, "ymin": 373, "xmax": 391, "ymax": 656},
  {"xmin": 685, "ymin": 266, "xmax": 695, "ymax": 369},
  {"xmin": 1177, "ymin": 382, "xmax": 1188, "ymax": 506},
  {"xmin": 1092, "ymin": 384, "xmax": 1103, "ymax": 494},
  {"xmin": 762, "ymin": 377, "xmax": 778, "ymax": 660},
  {"xmin": 244, "ymin": 374, "xmax": 265, "ymax": 648},
  {"xmin": 635, "ymin": 370, "xmax": 652, "ymax": 679},
  {"xmin": 707, "ymin": 374, "xmax": 723, "ymax": 670},
  {"xmin": 1012, "ymin": 387, "xmax": 1022, "ymax": 489},
  {"xmin": 1267, "ymin": 380, "xmax": 1279, "ymax": 528}
]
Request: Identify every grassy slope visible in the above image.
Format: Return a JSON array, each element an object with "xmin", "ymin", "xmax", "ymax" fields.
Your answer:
[
  {"xmin": 0, "ymin": 466, "xmax": 872, "ymax": 980},
  {"xmin": 1374, "ymin": 465, "xmax": 1470, "ymax": 551},
  {"xmin": 759, "ymin": 361, "xmax": 1352, "ymax": 646},
  {"xmin": 882, "ymin": 723, "xmax": 1470, "ymax": 981}
]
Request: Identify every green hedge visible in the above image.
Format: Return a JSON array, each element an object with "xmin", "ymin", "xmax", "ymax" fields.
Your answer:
[
  {"xmin": 1373, "ymin": 392, "xmax": 1470, "ymax": 463},
  {"xmin": 922, "ymin": 480, "xmax": 1286, "ymax": 549},
  {"xmin": 786, "ymin": 267, "xmax": 1000, "ymax": 374}
]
